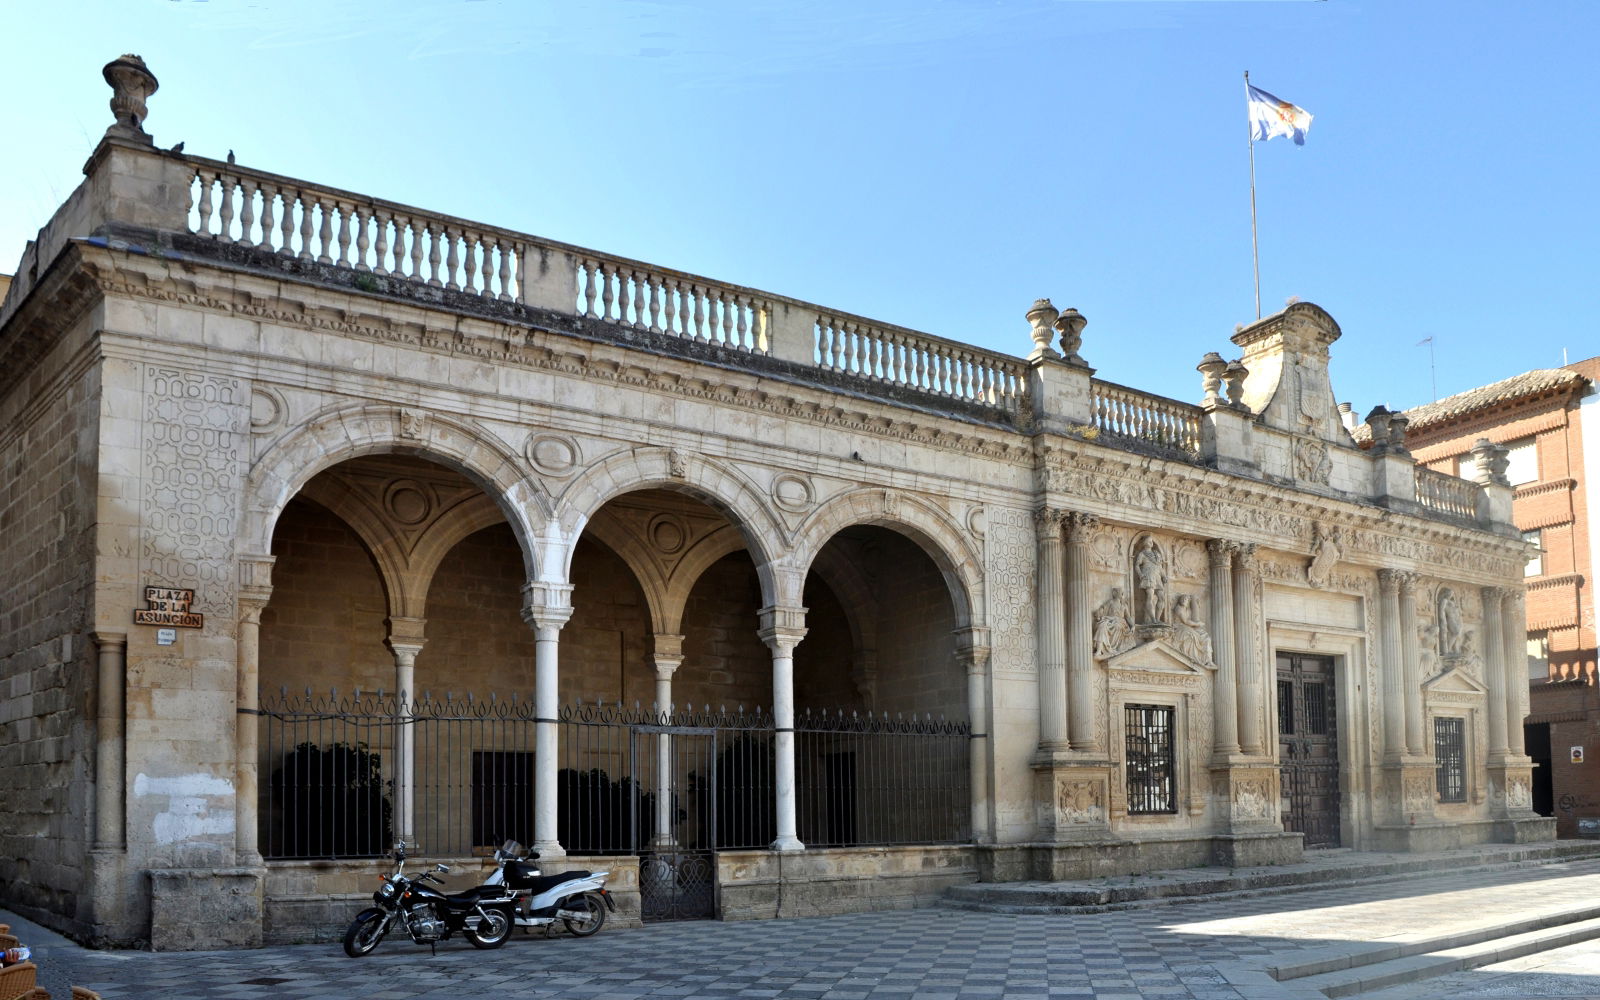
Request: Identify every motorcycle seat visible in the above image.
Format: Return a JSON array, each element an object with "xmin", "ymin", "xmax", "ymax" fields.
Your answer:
[
  {"xmin": 444, "ymin": 885, "xmax": 514, "ymax": 905},
  {"xmin": 518, "ymin": 870, "xmax": 592, "ymax": 896}
]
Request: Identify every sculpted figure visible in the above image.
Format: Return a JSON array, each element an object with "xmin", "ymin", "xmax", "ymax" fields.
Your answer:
[
  {"xmin": 1092, "ymin": 587, "xmax": 1133, "ymax": 660},
  {"xmin": 1134, "ymin": 537, "xmax": 1169, "ymax": 624},
  {"xmin": 1171, "ymin": 594, "xmax": 1213, "ymax": 666},
  {"xmin": 1307, "ymin": 523, "xmax": 1342, "ymax": 589},
  {"xmin": 1438, "ymin": 590, "xmax": 1462, "ymax": 657},
  {"xmin": 1419, "ymin": 622, "xmax": 1439, "ymax": 677}
]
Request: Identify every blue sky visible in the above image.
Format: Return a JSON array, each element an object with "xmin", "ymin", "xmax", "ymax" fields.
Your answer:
[{"xmin": 3, "ymin": 0, "xmax": 1595, "ymax": 414}]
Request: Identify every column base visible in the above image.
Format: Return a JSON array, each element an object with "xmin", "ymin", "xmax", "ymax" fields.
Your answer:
[
  {"xmin": 1381, "ymin": 761, "xmax": 1439, "ymax": 826},
  {"xmin": 533, "ymin": 840, "xmax": 567, "ymax": 859},
  {"xmin": 1488, "ymin": 761, "xmax": 1539, "ymax": 819},
  {"xmin": 1209, "ymin": 762, "xmax": 1283, "ymax": 833},
  {"xmin": 770, "ymin": 835, "xmax": 805, "ymax": 852},
  {"xmin": 86, "ymin": 848, "xmax": 140, "ymax": 948},
  {"xmin": 1032, "ymin": 759, "xmax": 1114, "ymax": 843},
  {"xmin": 148, "ymin": 866, "xmax": 265, "ymax": 950}
]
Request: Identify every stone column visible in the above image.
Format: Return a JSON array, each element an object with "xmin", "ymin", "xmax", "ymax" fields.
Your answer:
[
  {"xmin": 1064, "ymin": 512, "xmax": 1101, "ymax": 753},
  {"xmin": 956, "ymin": 627, "xmax": 993, "ymax": 843},
  {"xmin": 1234, "ymin": 544, "xmax": 1265, "ymax": 755},
  {"xmin": 1481, "ymin": 587, "xmax": 1508, "ymax": 760},
  {"xmin": 1207, "ymin": 540, "xmax": 1240, "ymax": 756},
  {"xmin": 234, "ymin": 555, "xmax": 274, "ymax": 866},
  {"xmin": 523, "ymin": 582, "xmax": 574, "ymax": 858},
  {"xmin": 1033, "ymin": 507, "xmax": 1070, "ymax": 758},
  {"xmin": 1397, "ymin": 572, "xmax": 1425, "ymax": 757},
  {"xmin": 1377, "ymin": 570, "xmax": 1407, "ymax": 762},
  {"xmin": 652, "ymin": 633, "xmax": 685, "ymax": 846},
  {"xmin": 1502, "ymin": 590, "xmax": 1528, "ymax": 757},
  {"xmin": 386, "ymin": 616, "xmax": 426, "ymax": 847},
  {"xmin": 92, "ymin": 631, "xmax": 128, "ymax": 851},
  {"xmin": 760, "ymin": 606, "xmax": 808, "ymax": 851}
]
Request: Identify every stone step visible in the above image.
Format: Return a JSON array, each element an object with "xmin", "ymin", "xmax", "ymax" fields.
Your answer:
[
  {"xmin": 1283, "ymin": 910, "xmax": 1600, "ymax": 998},
  {"xmin": 942, "ymin": 840, "xmax": 1600, "ymax": 914}
]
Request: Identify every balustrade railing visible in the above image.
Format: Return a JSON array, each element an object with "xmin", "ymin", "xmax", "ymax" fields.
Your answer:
[
  {"xmin": 815, "ymin": 312, "xmax": 1027, "ymax": 414},
  {"xmin": 575, "ymin": 256, "xmax": 770, "ymax": 352},
  {"xmin": 1090, "ymin": 379, "xmax": 1202, "ymax": 460},
  {"xmin": 188, "ymin": 164, "xmax": 528, "ymax": 301},
  {"xmin": 1415, "ymin": 467, "xmax": 1481, "ymax": 519}
]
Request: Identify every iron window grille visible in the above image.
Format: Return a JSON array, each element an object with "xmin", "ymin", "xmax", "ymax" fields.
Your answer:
[
  {"xmin": 1125, "ymin": 703, "xmax": 1177, "ymax": 815},
  {"xmin": 1434, "ymin": 716, "xmax": 1467, "ymax": 803}
]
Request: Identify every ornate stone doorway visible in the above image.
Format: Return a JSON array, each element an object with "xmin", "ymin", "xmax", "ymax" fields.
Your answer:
[{"xmin": 1277, "ymin": 653, "xmax": 1341, "ymax": 848}]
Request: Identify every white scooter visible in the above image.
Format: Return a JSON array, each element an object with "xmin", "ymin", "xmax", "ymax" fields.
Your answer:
[{"xmin": 479, "ymin": 840, "xmax": 616, "ymax": 937}]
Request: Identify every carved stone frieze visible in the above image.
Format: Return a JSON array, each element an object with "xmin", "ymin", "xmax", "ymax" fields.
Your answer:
[
  {"xmin": 1231, "ymin": 776, "xmax": 1276, "ymax": 821},
  {"xmin": 1057, "ymin": 779, "xmax": 1106, "ymax": 826}
]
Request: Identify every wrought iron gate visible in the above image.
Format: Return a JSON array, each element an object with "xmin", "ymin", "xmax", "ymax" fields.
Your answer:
[
  {"xmin": 633, "ymin": 723, "xmax": 719, "ymax": 921},
  {"xmin": 1277, "ymin": 653, "xmax": 1341, "ymax": 848}
]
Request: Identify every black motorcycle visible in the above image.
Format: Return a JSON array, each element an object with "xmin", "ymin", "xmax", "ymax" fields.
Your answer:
[{"xmin": 343, "ymin": 842, "xmax": 518, "ymax": 957}]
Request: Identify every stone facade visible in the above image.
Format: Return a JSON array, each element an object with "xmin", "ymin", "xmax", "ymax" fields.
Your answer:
[{"xmin": 0, "ymin": 57, "xmax": 1552, "ymax": 949}]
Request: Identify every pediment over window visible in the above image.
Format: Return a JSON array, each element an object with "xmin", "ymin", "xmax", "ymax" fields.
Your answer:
[
  {"xmin": 1106, "ymin": 636, "xmax": 1216, "ymax": 675},
  {"xmin": 1423, "ymin": 667, "xmax": 1489, "ymax": 696}
]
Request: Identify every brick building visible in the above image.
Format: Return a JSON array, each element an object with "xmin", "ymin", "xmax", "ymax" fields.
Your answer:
[{"xmin": 1403, "ymin": 360, "xmax": 1600, "ymax": 835}]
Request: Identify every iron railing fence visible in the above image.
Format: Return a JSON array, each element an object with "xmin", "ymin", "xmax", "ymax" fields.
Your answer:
[{"xmin": 257, "ymin": 689, "xmax": 970, "ymax": 860}]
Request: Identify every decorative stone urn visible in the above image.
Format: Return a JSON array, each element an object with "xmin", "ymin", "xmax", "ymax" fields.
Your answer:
[{"xmin": 103, "ymin": 54, "xmax": 158, "ymax": 141}]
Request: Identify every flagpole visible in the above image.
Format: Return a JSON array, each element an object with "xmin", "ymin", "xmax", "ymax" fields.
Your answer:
[{"xmin": 1245, "ymin": 70, "xmax": 1261, "ymax": 320}]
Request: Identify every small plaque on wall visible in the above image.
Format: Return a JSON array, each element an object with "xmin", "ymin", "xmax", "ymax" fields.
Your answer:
[
  {"xmin": 1578, "ymin": 818, "xmax": 1600, "ymax": 839},
  {"xmin": 1573, "ymin": 746, "xmax": 1586, "ymax": 765}
]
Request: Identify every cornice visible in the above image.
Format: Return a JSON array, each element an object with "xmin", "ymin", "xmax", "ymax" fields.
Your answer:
[{"xmin": 83, "ymin": 244, "xmax": 1037, "ymax": 466}]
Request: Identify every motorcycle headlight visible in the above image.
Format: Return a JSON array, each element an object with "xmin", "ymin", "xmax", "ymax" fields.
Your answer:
[{"xmin": 379, "ymin": 882, "xmax": 396, "ymax": 898}]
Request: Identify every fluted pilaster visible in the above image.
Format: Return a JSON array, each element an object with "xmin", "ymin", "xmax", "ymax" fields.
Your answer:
[
  {"xmin": 1396, "ymin": 571, "xmax": 1424, "ymax": 757},
  {"xmin": 1234, "ymin": 543, "xmax": 1264, "ymax": 754},
  {"xmin": 1064, "ymin": 511, "xmax": 1101, "ymax": 753},
  {"xmin": 1377, "ymin": 569, "xmax": 1406, "ymax": 762},
  {"xmin": 1481, "ymin": 586, "xmax": 1508, "ymax": 759},
  {"xmin": 1502, "ymin": 589, "xmax": 1528, "ymax": 757},
  {"xmin": 1034, "ymin": 507, "xmax": 1069, "ymax": 755},
  {"xmin": 1207, "ymin": 539, "xmax": 1240, "ymax": 755}
]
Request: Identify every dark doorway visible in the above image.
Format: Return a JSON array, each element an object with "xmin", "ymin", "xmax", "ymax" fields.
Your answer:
[
  {"xmin": 1526, "ymin": 722, "xmax": 1554, "ymax": 817},
  {"xmin": 1277, "ymin": 653, "xmax": 1341, "ymax": 848}
]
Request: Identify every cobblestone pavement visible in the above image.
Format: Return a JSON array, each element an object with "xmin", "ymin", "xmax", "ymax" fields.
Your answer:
[{"xmin": 12, "ymin": 858, "xmax": 1600, "ymax": 999}]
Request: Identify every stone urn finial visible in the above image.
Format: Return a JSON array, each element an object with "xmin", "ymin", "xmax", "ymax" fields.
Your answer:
[
  {"xmin": 1054, "ymin": 308, "xmax": 1087, "ymax": 367},
  {"xmin": 1365, "ymin": 406, "xmax": 1392, "ymax": 454},
  {"xmin": 103, "ymin": 54, "xmax": 159, "ymax": 142},
  {"xmin": 1026, "ymin": 298, "xmax": 1060, "ymax": 361},
  {"xmin": 1197, "ymin": 352, "xmax": 1227, "ymax": 406},
  {"xmin": 1470, "ymin": 437, "xmax": 1511, "ymax": 486},
  {"xmin": 1386, "ymin": 411, "xmax": 1410, "ymax": 454},
  {"xmin": 1223, "ymin": 359, "xmax": 1250, "ymax": 412}
]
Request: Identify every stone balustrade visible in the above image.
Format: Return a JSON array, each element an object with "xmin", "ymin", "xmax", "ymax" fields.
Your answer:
[
  {"xmin": 815, "ymin": 311, "xmax": 1027, "ymax": 415},
  {"xmin": 1415, "ymin": 466, "xmax": 1480, "ymax": 520},
  {"xmin": 1090, "ymin": 378, "xmax": 1202, "ymax": 460},
  {"xmin": 576, "ymin": 256, "xmax": 771, "ymax": 352}
]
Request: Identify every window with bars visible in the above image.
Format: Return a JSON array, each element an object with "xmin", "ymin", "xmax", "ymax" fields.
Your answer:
[
  {"xmin": 1434, "ymin": 717, "xmax": 1467, "ymax": 803},
  {"xmin": 1125, "ymin": 704, "xmax": 1177, "ymax": 815}
]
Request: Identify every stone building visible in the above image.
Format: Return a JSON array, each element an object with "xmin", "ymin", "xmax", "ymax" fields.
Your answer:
[
  {"xmin": 0, "ymin": 57, "xmax": 1551, "ymax": 950},
  {"xmin": 1400, "ymin": 359, "xmax": 1599, "ymax": 835}
]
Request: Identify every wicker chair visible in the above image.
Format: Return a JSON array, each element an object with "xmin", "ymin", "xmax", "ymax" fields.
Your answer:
[
  {"xmin": 71, "ymin": 989, "xmax": 102, "ymax": 1000},
  {"xmin": 0, "ymin": 960, "xmax": 39, "ymax": 1000}
]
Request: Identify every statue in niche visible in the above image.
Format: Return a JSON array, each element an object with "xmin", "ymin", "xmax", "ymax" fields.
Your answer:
[
  {"xmin": 1134, "ymin": 537, "xmax": 1169, "ymax": 624},
  {"xmin": 1419, "ymin": 622, "xmax": 1439, "ymax": 678},
  {"xmin": 1438, "ymin": 589, "xmax": 1463, "ymax": 657},
  {"xmin": 1306, "ymin": 523, "xmax": 1343, "ymax": 589},
  {"xmin": 1170, "ymin": 594, "xmax": 1213, "ymax": 666},
  {"xmin": 1092, "ymin": 587, "xmax": 1134, "ymax": 660}
]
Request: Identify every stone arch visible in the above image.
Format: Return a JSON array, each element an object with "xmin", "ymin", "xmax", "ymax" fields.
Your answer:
[
  {"xmin": 295, "ymin": 475, "xmax": 408, "ymax": 618},
  {"xmin": 554, "ymin": 447, "xmax": 786, "ymax": 604},
  {"xmin": 243, "ymin": 403, "xmax": 546, "ymax": 579},
  {"xmin": 789, "ymin": 489, "xmax": 983, "ymax": 628},
  {"xmin": 405, "ymin": 494, "xmax": 514, "ymax": 619}
]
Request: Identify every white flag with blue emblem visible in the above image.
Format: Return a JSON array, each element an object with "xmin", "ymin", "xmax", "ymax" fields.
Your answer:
[{"xmin": 1247, "ymin": 84, "xmax": 1313, "ymax": 145}]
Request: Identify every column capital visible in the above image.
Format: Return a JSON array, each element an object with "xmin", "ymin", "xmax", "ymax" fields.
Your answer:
[
  {"xmin": 91, "ymin": 630, "xmax": 128, "ymax": 650},
  {"xmin": 1233, "ymin": 542, "xmax": 1259, "ymax": 573},
  {"xmin": 954, "ymin": 626, "xmax": 992, "ymax": 673},
  {"xmin": 239, "ymin": 553, "xmax": 276, "ymax": 608},
  {"xmin": 1377, "ymin": 567, "xmax": 1412, "ymax": 592},
  {"xmin": 1062, "ymin": 511, "xmax": 1101, "ymax": 540},
  {"xmin": 1480, "ymin": 584, "xmax": 1510, "ymax": 602},
  {"xmin": 758, "ymin": 605, "xmax": 809, "ymax": 651},
  {"xmin": 521, "ymin": 580, "xmax": 574, "ymax": 630},
  {"xmin": 1207, "ymin": 538, "xmax": 1239, "ymax": 563},
  {"xmin": 386, "ymin": 615, "xmax": 428, "ymax": 645},
  {"xmin": 1033, "ymin": 505, "xmax": 1067, "ymax": 536},
  {"xmin": 653, "ymin": 632, "xmax": 686, "ymax": 679}
]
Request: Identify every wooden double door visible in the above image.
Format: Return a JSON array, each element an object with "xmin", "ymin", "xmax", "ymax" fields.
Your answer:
[{"xmin": 1277, "ymin": 653, "xmax": 1341, "ymax": 848}]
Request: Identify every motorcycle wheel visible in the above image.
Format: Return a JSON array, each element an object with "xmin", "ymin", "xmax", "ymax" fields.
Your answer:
[
  {"xmin": 342, "ymin": 909, "xmax": 389, "ymax": 958},
  {"xmin": 464, "ymin": 907, "xmax": 511, "ymax": 949},
  {"xmin": 562, "ymin": 892, "xmax": 606, "ymax": 937}
]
